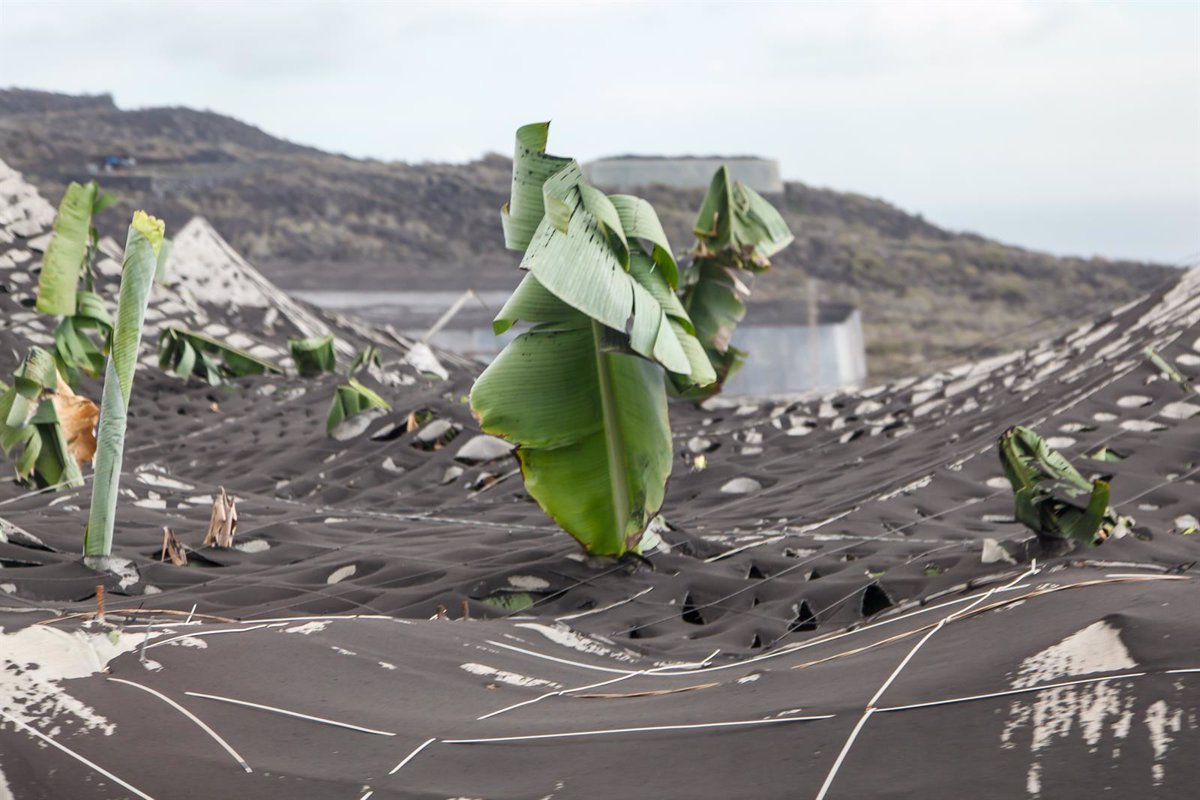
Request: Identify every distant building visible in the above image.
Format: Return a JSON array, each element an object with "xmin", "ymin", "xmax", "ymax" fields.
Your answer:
[
  {"xmin": 584, "ymin": 156, "xmax": 784, "ymax": 194},
  {"xmin": 721, "ymin": 301, "xmax": 866, "ymax": 396},
  {"xmin": 298, "ymin": 290, "xmax": 867, "ymax": 397}
]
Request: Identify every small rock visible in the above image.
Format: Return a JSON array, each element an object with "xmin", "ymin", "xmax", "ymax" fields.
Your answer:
[
  {"xmin": 381, "ymin": 457, "xmax": 405, "ymax": 474},
  {"xmin": 441, "ymin": 465, "xmax": 464, "ymax": 484},
  {"xmin": 687, "ymin": 436, "xmax": 716, "ymax": 454},
  {"xmin": 330, "ymin": 407, "xmax": 388, "ymax": 441},
  {"xmin": 721, "ymin": 477, "xmax": 762, "ymax": 495},
  {"xmin": 415, "ymin": 418, "xmax": 457, "ymax": 444},
  {"xmin": 455, "ymin": 434, "xmax": 515, "ymax": 464},
  {"xmin": 981, "ymin": 538, "xmax": 1016, "ymax": 565}
]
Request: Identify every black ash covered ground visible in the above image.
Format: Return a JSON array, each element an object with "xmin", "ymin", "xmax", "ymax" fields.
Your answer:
[{"xmin": 1, "ymin": 160, "xmax": 1198, "ymax": 798}]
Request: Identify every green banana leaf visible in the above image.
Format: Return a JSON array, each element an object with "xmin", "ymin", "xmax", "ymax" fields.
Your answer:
[
  {"xmin": 53, "ymin": 290, "xmax": 114, "ymax": 382},
  {"xmin": 0, "ymin": 348, "xmax": 83, "ymax": 489},
  {"xmin": 84, "ymin": 212, "xmax": 164, "ymax": 558},
  {"xmin": 998, "ymin": 425, "xmax": 1123, "ymax": 546},
  {"xmin": 36, "ymin": 181, "xmax": 99, "ymax": 316},
  {"xmin": 473, "ymin": 316, "xmax": 672, "ymax": 556},
  {"xmin": 289, "ymin": 335, "xmax": 337, "ymax": 377},
  {"xmin": 673, "ymin": 166, "xmax": 794, "ymax": 400},
  {"xmin": 471, "ymin": 123, "xmax": 715, "ymax": 557},
  {"xmin": 159, "ymin": 327, "xmax": 283, "ymax": 385},
  {"xmin": 326, "ymin": 377, "xmax": 391, "ymax": 434}
]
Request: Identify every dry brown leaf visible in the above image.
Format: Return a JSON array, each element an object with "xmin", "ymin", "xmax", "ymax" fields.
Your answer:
[
  {"xmin": 52, "ymin": 374, "xmax": 99, "ymax": 466},
  {"xmin": 203, "ymin": 487, "xmax": 238, "ymax": 548},
  {"xmin": 160, "ymin": 526, "xmax": 187, "ymax": 566}
]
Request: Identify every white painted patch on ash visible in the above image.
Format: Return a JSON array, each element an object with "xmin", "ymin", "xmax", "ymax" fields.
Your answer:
[
  {"xmin": 284, "ymin": 621, "xmax": 329, "ymax": 635},
  {"xmin": 234, "ymin": 539, "xmax": 271, "ymax": 553},
  {"xmin": 999, "ymin": 620, "xmax": 1193, "ymax": 795},
  {"xmin": 513, "ymin": 622, "xmax": 639, "ymax": 663},
  {"xmin": 0, "ymin": 625, "xmax": 148, "ymax": 735},
  {"xmin": 459, "ymin": 663, "xmax": 561, "ymax": 689},
  {"xmin": 165, "ymin": 636, "xmax": 208, "ymax": 649},
  {"xmin": 1144, "ymin": 700, "xmax": 1183, "ymax": 786}
]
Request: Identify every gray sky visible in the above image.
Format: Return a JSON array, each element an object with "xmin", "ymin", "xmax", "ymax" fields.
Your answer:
[{"xmin": 2, "ymin": 0, "xmax": 1198, "ymax": 263}]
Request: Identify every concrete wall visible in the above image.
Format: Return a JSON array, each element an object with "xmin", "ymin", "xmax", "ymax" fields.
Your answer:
[
  {"xmin": 584, "ymin": 157, "xmax": 783, "ymax": 194},
  {"xmin": 722, "ymin": 311, "xmax": 867, "ymax": 396}
]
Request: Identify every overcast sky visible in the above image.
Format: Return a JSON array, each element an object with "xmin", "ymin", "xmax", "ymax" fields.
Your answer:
[{"xmin": 2, "ymin": 0, "xmax": 1197, "ymax": 263}]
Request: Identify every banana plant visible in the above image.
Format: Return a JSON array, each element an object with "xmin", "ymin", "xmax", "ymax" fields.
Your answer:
[
  {"xmin": 470, "ymin": 123, "xmax": 714, "ymax": 557},
  {"xmin": 289, "ymin": 334, "xmax": 337, "ymax": 377},
  {"xmin": 84, "ymin": 212, "xmax": 164, "ymax": 560},
  {"xmin": 998, "ymin": 425, "xmax": 1126, "ymax": 546},
  {"xmin": 36, "ymin": 181, "xmax": 122, "ymax": 384},
  {"xmin": 673, "ymin": 166, "xmax": 794, "ymax": 400},
  {"xmin": 0, "ymin": 348, "xmax": 84, "ymax": 489},
  {"xmin": 326, "ymin": 347, "xmax": 390, "ymax": 434},
  {"xmin": 158, "ymin": 327, "xmax": 283, "ymax": 385}
]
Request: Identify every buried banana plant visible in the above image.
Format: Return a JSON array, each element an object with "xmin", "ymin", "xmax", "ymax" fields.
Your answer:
[
  {"xmin": 672, "ymin": 166, "xmax": 794, "ymax": 400},
  {"xmin": 326, "ymin": 347, "xmax": 391, "ymax": 435},
  {"xmin": 84, "ymin": 212, "xmax": 165, "ymax": 560},
  {"xmin": 998, "ymin": 425, "xmax": 1129, "ymax": 546},
  {"xmin": 158, "ymin": 327, "xmax": 283, "ymax": 385},
  {"xmin": 0, "ymin": 348, "xmax": 89, "ymax": 489},
  {"xmin": 470, "ymin": 123, "xmax": 715, "ymax": 557},
  {"xmin": 36, "ymin": 180, "xmax": 121, "ymax": 383},
  {"xmin": 289, "ymin": 334, "xmax": 337, "ymax": 377}
]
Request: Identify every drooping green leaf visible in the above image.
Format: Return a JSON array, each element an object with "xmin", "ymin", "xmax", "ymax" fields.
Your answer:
[
  {"xmin": 998, "ymin": 425, "xmax": 1126, "ymax": 546},
  {"xmin": 53, "ymin": 290, "xmax": 114, "ymax": 383},
  {"xmin": 84, "ymin": 213, "xmax": 163, "ymax": 558},
  {"xmin": 37, "ymin": 182, "xmax": 98, "ymax": 316},
  {"xmin": 159, "ymin": 327, "xmax": 283, "ymax": 385},
  {"xmin": 289, "ymin": 335, "xmax": 337, "ymax": 377}
]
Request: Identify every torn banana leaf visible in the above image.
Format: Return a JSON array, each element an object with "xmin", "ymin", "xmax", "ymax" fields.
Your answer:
[
  {"xmin": 326, "ymin": 377, "xmax": 391, "ymax": 434},
  {"xmin": 998, "ymin": 425, "xmax": 1126, "ymax": 545},
  {"xmin": 0, "ymin": 348, "xmax": 84, "ymax": 489},
  {"xmin": 159, "ymin": 327, "xmax": 283, "ymax": 386},
  {"xmin": 674, "ymin": 166, "xmax": 794, "ymax": 400},
  {"xmin": 289, "ymin": 335, "xmax": 337, "ymax": 377},
  {"xmin": 472, "ymin": 123, "xmax": 714, "ymax": 557},
  {"xmin": 36, "ymin": 181, "xmax": 99, "ymax": 317}
]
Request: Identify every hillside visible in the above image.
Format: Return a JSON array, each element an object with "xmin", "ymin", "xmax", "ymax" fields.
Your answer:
[{"xmin": 0, "ymin": 89, "xmax": 1172, "ymax": 378}]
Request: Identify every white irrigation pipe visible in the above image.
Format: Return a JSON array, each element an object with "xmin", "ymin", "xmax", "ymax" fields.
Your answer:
[
  {"xmin": 445, "ymin": 714, "xmax": 836, "ymax": 745},
  {"xmin": 108, "ymin": 678, "xmax": 252, "ymax": 772},
  {"xmin": 144, "ymin": 624, "xmax": 273, "ymax": 650},
  {"xmin": 478, "ymin": 650, "xmax": 721, "ymax": 721},
  {"xmin": 554, "ymin": 587, "xmax": 655, "ymax": 622},
  {"xmin": 185, "ymin": 691, "xmax": 396, "ymax": 736},
  {"xmin": 874, "ymin": 670, "xmax": 1154, "ymax": 714},
  {"xmin": 813, "ymin": 562, "xmax": 1041, "ymax": 800},
  {"xmin": 0, "ymin": 709, "xmax": 156, "ymax": 799},
  {"xmin": 388, "ymin": 737, "xmax": 437, "ymax": 774}
]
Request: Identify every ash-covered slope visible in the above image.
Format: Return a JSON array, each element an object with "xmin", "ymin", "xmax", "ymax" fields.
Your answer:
[
  {"xmin": 0, "ymin": 88, "xmax": 1173, "ymax": 379},
  {"xmin": 0, "ymin": 161, "xmax": 1198, "ymax": 799}
]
